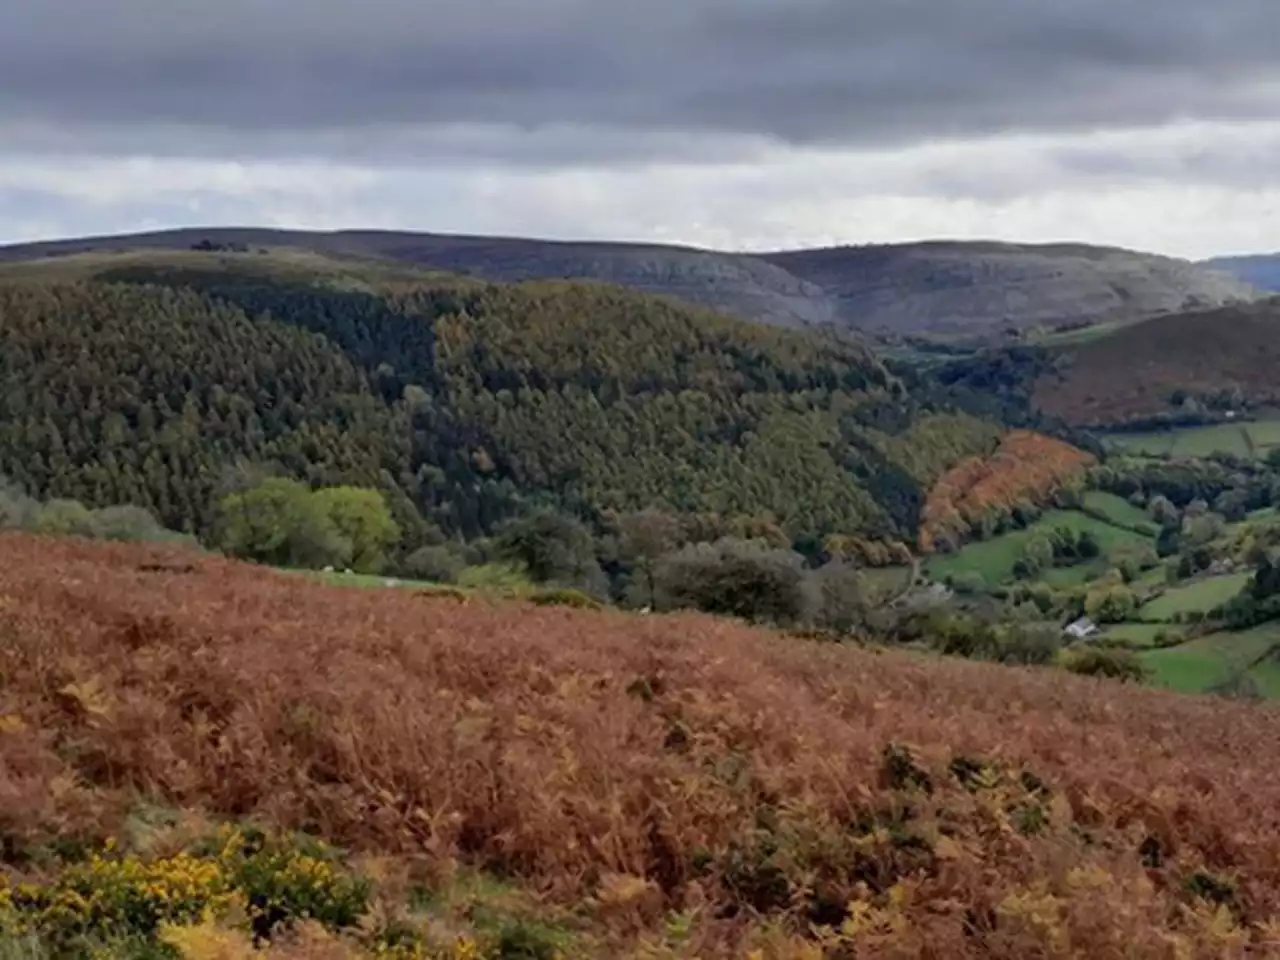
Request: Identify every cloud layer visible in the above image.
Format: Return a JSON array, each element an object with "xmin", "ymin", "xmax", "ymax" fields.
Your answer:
[
  {"xmin": 3, "ymin": 0, "xmax": 1279, "ymax": 254},
  {"xmin": 6, "ymin": 0, "xmax": 1280, "ymax": 146}
]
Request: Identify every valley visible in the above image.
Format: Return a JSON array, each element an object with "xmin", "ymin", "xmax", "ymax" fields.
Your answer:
[{"xmin": 4, "ymin": 235, "xmax": 1280, "ymax": 957}]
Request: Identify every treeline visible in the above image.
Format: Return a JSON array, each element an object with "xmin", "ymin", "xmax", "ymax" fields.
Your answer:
[
  {"xmin": 0, "ymin": 474, "xmax": 192, "ymax": 546},
  {"xmin": 1092, "ymin": 455, "xmax": 1280, "ymax": 523},
  {"xmin": 208, "ymin": 475, "xmax": 887, "ymax": 632},
  {"xmin": 0, "ymin": 261, "xmax": 1006, "ymax": 557}
]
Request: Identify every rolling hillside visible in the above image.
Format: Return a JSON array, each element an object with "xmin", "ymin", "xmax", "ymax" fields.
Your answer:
[
  {"xmin": 1032, "ymin": 298, "xmax": 1280, "ymax": 426},
  {"xmin": 4, "ymin": 532, "xmax": 1280, "ymax": 957},
  {"xmin": 1204, "ymin": 253, "xmax": 1280, "ymax": 292},
  {"xmin": 0, "ymin": 248, "xmax": 1004, "ymax": 552},
  {"xmin": 0, "ymin": 228, "xmax": 1260, "ymax": 339},
  {"xmin": 764, "ymin": 239, "xmax": 1259, "ymax": 337}
]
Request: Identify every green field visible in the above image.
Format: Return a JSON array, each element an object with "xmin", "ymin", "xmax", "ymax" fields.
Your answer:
[
  {"xmin": 1100, "ymin": 622, "xmax": 1179, "ymax": 648},
  {"xmin": 1138, "ymin": 572, "xmax": 1252, "ymax": 621},
  {"xmin": 1247, "ymin": 659, "xmax": 1280, "ymax": 698},
  {"xmin": 1082, "ymin": 491, "xmax": 1159, "ymax": 535},
  {"xmin": 1107, "ymin": 419, "xmax": 1280, "ymax": 460},
  {"xmin": 926, "ymin": 509, "xmax": 1153, "ymax": 587},
  {"xmin": 1246, "ymin": 419, "xmax": 1280, "ymax": 454},
  {"xmin": 1040, "ymin": 562, "xmax": 1107, "ymax": 588},
  {"xmin": 1141, "ymin": 623, "xmax": 1280, "ymax": 694},
  {"xmin": 1133, "ymin": 565, "xmax": 1171, "ymax": 590}
]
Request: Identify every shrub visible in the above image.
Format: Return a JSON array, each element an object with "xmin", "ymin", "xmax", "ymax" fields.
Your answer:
[
  {"xmin": 33, "ymin": 500, "xmax": 96, "ymax": 538},
  {"xmin": 1061, "ymin": 647, "xmax": 1148, "ymax": 683},
  {"xmin": 0, "ymin": 829, "xmax": 372, "ymax": 952},
  {"xmin": 402, "ymin": 545, "xmax": 465, "ymax": 584},
  {"xmin": 995, "ymin": 625, "xmax": 1062, "ymax": 666},
  {"xmin": 496, "ymin": 512, "xmax": 607, "ymax": 595},
  {"xmin": 527, "ymin": 588, "xmax": 602, "ymax": 611},
  {"xmin": 950, "ymin": 572, "xmax": 987, "ymax": 596},
  {"xmin": 1083, "ymin": 584, "xmax": 1137, "ymax": 624},
  {"xmin": 311, "ymin": 487, "xmax": 401, "ymax": 575},
  {"xmin": 2, "ymin": 849, "xmax": 241, "ymax": 947},
  {"xmin": 417, "ymin": 585, "xmax": 471, "ymax": 603},
  {"xmin": 226, "ymin": 836, "xmax": 370, "ymax": 940},
  {"xmin": 655, "ymin": 538, "xmax": 809, "ymax": 625},
  {"xmin": 0, "ymin": 476, "xmax": 38, "ymax": 530},
  {"xmin": 457, "ymin": 562, "xmax": 534, "ymax": 593},
  {"xmin": 89, "ymin": 505, "xmax": 169, "ymax": 542},
  {"xmin": 808, "ymin": 561, "xmax": 871, "ymax": 635},
  {"xmin": 216, "ymin": 478, "xmax": 353, "ymax": 571}
]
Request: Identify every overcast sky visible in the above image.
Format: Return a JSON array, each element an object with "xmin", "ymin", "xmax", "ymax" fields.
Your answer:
[{"xmin": 3, "ymin": 0, "xmax": 1280, "ymax": 257}]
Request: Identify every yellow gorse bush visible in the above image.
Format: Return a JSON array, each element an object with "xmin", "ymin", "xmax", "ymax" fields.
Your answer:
[
  {"xmin": 2, "ymin": 849, "xmax": 241, "ymax": 943},
  {"xmin": 0, "ymin": 827, "xmax": 371, "ymax": 951}
]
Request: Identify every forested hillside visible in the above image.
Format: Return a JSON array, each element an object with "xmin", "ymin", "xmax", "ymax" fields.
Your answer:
[{"xmin": 0, "ymin": 252, "xmax": 1005, "ymax": 555}]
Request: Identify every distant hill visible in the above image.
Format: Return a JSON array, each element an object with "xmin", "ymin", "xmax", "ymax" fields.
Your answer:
[
  {"xmin": 0, "ymin": 228, "xmax": 1260, "ymax": 339},
  {"xmin": 1033, "ymin": 298, "xmax": 1280, "ymax": 426},
  {"xmin": 1203, "ymin": 254, "xmax": 1280, "ymax": 292},
  {"xmin": 0, "ymin": 248, "xmax": 1009, "ymax": 552}
]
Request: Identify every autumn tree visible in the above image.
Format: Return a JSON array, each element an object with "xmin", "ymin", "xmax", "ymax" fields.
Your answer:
[{"xmin": 615, "ymin": 509, "xmax": 683, "ymax": 608}]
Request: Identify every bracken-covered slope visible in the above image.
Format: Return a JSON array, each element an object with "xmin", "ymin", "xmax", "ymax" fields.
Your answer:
[
  {"xmin": 1033, "ymin": 298, "xmax": 1280, "ymax": 426},
  {"xmin": 0, "ymin": 250, "xmax": 1001, "ymax": 548},
  {"xmin": 4, "ymin": 533, "xmax": 1280, "ymax": 957},
  {"xmin": 0, "ymin": 228, "xmax": 1261, "ymax": 339}
]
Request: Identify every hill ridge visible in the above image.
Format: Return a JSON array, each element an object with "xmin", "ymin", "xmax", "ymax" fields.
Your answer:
[{"xmin": 0, "ymin": 226, "xmax": 1261, "ymax": 338}]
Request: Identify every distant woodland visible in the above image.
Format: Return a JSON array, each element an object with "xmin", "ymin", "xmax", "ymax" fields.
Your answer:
[{"xmin": 0, "ymin": 260, "xmax": 1011, "ymax": 562}]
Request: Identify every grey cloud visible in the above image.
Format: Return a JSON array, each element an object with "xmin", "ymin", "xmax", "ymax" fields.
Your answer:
[{"xmin": 2, "ymin": 0, "xmax": 1280, "ymax": 161}]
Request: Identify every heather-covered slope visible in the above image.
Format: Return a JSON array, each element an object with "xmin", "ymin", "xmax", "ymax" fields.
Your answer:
[{"xmin": 3, "ymin": 533, "xmax": 1280, "ymax": 957}]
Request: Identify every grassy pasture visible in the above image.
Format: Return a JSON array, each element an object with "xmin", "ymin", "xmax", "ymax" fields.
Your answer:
[
  {"xmin": 926, "ymin": 509, "xmax": 1153, "ymax": 587},
  {"xmin": 1106, "ymin": 418, "xmax": 1280, "ymax": 460},
  {"xmin": 1141, "ymin": 623, "xmax": 1280, "ymax": 695},
  {"xmin": 1082, "ymin": 491, "xmax": 1159, "ymax": 534},
  {"xmin": 1100, "ymin": 622, "xmax": 1178, "ymax": 648},
  {"xmin": 1138, "ymin": 572, "xmax": 1252, "ymax": 622}
]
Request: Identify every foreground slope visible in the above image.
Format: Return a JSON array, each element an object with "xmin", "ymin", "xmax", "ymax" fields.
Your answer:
[
  {"xmin": 0, "ymin": 228, "xmax": 1260, "ymax": 339},
  {"xmin": 1033, "ymin": 298, "xmax": 1280, "ymax": 426},
  {"xmin": 3, "ymin": 533, "xmax": 1280, "ymax": 957}
]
